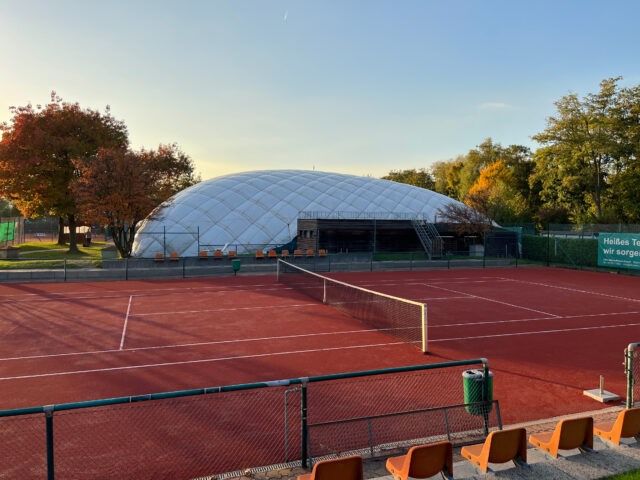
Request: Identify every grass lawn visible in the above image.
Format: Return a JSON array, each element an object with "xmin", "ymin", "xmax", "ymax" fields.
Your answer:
[
  {"xmin": 0, "ymin": 241, "xmax": 109, "ymax": 269},
  {"xmin": 603, "ymin": 469, "xmax": 640, "ymax": 479}
]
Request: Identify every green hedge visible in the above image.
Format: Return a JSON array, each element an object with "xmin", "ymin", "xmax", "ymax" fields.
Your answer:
[{"xmin": 522, "ymin": 234, "xmax": 598, "ymax": 267}]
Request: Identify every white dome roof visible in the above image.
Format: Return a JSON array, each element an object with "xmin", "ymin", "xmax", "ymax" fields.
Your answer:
[{"xmin": 132, "ymin": 169, "xmax": 467, "ymax": 257}]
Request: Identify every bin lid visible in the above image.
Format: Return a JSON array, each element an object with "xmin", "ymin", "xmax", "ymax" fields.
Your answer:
[{"xmin": 462, "ymin": 369, "xmax": 493, "ymax": 378}]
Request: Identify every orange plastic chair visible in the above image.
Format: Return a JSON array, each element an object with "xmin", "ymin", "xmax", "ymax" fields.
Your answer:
[
  {"xmin": 386, "ymin": 441, "xmax": 453, "ymax": 480},
  {"xmin": 306, "ymin": 249, "xmax": 315, "ymax": 257},
  {"xmin": 268, "ymin": 249, "xmax": 277, "ymax": 259},
  {"xmin": 297, "ymin": 455, "xmax": 363, "ymax": 480},
  {"xmin": 198, "ymin": 251, "xmax": 208, "ymax": 260},
  {"xmin": 461, "ymin": 427, "xmax": 528, "ymax": 473},
  {"xmin": 256, "ymin": 250, "xmax": 264, "ymax": 259},
  {"xmin": 294, "ymin": 249, "xmax": 303, "ymax": 258},
  {"xmin": 594, "ymin": 407, "xmax": 640, "ymax": 445},
  {"xmin": 154, "ymin": 253, "xmax": 164, "ymax": 262},
  {"xmin": 213, "ymin": 250, "xmax": 223, "ymax": 260},
  {"xmin": 169, "ymin": 252, "xmax": 179, "ymax": 261},
  {"xmin": 228, "ymin": 250, "xmax": 237, "ymax": 259},
  {"xmin": 281, "ymin": 249, "xmax": 290, "ymax": 258},
  {"xmin": 529, "ymin": 416, "xmax": 594, "ymax": 457},
  {"xmin": 318, "ymin": 249, "xmax": 327, "ymax": 257}
]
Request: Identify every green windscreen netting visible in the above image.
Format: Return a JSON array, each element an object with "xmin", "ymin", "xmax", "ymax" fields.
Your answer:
[{"xmin": 0, "ymin": 221, "xmax": 15, "ymax": 242}]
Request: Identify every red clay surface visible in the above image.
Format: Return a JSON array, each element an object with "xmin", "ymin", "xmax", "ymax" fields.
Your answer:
[{"xmin": 1, "ymin": 266, "xmax": 638, "ymax": 426}]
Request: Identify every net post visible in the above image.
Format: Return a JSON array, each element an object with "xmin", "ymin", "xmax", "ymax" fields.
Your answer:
[
  {"xmin": 44, "ymin": 405, "xmax": 55, "ymax": 480},
  {"xmin": 300, "ymin": 378, "xmax": 309, "ymax": 469},
  {"xmin": 421, "ymin": 303, "xmax": 428, "ymax": 353}
]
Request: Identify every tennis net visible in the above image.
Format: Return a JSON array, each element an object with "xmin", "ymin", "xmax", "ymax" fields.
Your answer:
[{"xmin": 277, "ymin": 259, "xmax": 427, "ymax": 352}]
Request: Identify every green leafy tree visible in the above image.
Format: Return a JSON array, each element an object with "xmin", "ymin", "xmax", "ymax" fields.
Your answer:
[
  {"xmin": 73, "ymin": 145, "xmax": 199, "ymax": 257},
  {"xmin": 531, "ymin": 78, "xmax": 624, "ymax": 221},
  {"xmin": 382, "ymin": 168, "xmax": 435, "ymax": 190},
  {"xmin": 0, "ymin": 92, "xmax": 128, "ymax": 252}
]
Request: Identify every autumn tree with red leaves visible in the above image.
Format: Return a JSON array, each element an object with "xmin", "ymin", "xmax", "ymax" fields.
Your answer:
[
  {"xmin": 0, "ymin": 92, "xmax": 128, "ymax": 252},
  {"xmin": 73, "ymin": 145, "xmax": 199, "ymax": 257}
]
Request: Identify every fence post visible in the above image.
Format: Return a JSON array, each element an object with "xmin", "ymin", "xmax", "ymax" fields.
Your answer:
[
  {"xmin": 546, "ymin": 226, "xmax": 550, "ymax": 266},
  {"xmin": 626, "ymin": 344, "xmax": 639, "ymax": 409},
  {"xmin": 125, "ymin": 258, "xmax": 129, "ymax": 281},
  {"xmin": 197, "ymin": 226, "xmax": 200, "ymax": 256},
  {"xmin": 300, "ymin": 379, "xmax": 309, "ymax": 469},
  {"xmin": 44, "ymin": 405, "xmax": 55, "ymax": 480},
  {"xmin": 163, "ymin": 226, "xmax": 166, "ymax": 258},
  {"xmin": 410, "ymin": 253, "xmax": 413, "ymax": 271},
  {"xmin": 482, "ymin": 359, "xmax": 490, "ymax": 436},
  {"xmin": 482, "ymin": 235, "xmax": 486, "ymax": 268},
  {"xmin": 63, "ymin": 259, "xmax": 67, "ymax": 282}
]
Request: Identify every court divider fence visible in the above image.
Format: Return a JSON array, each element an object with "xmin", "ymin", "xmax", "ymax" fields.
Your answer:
[
  {"xmin": 0, "ymin": 359, "xmax": 498, "ymax": 480},
  {"xmin": 625, "ymin": 343, "xmax": 640, "ymax": 409}
]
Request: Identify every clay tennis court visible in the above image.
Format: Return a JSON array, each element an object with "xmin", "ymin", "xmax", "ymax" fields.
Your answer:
[{"xmin": 1, "ymin": 265, "xmax": 637, "ymax": 426}]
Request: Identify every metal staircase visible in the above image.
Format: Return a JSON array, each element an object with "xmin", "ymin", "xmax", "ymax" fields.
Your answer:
[{"xmin": 411, "ymin": 220, "xmax": 443, "ymax": 259}]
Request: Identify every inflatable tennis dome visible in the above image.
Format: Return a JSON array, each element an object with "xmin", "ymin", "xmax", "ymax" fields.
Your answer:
[{"xmin": 131, "ymin": 169, "xmax": 468, "ymax": 257}]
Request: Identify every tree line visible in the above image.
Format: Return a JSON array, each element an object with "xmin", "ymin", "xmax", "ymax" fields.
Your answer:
[
  {"xmin": 383, "ymin": 77, "xmax": 640, "ymax": 227},
  {"xmin": 0, "ymin": 92, "xmax": 199, "ymax": 257}
]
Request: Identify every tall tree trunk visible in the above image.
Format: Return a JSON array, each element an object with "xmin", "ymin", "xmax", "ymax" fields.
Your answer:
[
  {"xmin": 67, "ymin": 214, "xmax": 79, "ymax": 253},
  {"xmin": 57, "ymin": 217, "xmax": 65, "ymax": 245}
]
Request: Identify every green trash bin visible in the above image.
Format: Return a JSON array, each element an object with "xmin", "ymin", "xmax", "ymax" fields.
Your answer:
[
  {"xmin": 231, "ymin": 259, "xmax": 241, "ymax": 276},
  {"xmin": 463, "ymin": 369, "xmax": 493, "ymax": 415}
]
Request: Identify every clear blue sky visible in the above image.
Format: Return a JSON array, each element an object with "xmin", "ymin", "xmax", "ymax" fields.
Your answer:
[{"xmin": 1, "ymin": 1, "xmax": 639, "ymax": 180}]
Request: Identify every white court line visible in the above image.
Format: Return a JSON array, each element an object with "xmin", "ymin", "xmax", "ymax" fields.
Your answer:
[
  {"xmin": 426, "ymin": 283, "xmax": 560, "ymax": 317},
  {"xmin": 432, "ymin": 310, "xmax": 640, "ymax": 328},
  {"xmin": 0, "ymin": 276, "xmax": 509, "ymax": 302},
  {"xmin": 5, "ymin": 318, "xmax": 640, "ymax": 381},
  {"xmin": 0, "ymin": 341, "xmax": 405, "ymax": 381},
  {"xmin": 4, "ymin": 309, "xmax": 639, "ymax": 363},
  {"xmin": 498, "ymin": 277, "xmax": 640, "ymax": 304},
  {"xmin": 0, "ymin": 327, "xmax": 414, "ymax": 362},
  {"xmin": 131, "ymin": 302, "xmax": 318, "ymax": 316},
  {"xmin": 431, "ymin": 320, "xmax": 640, "ymax": 343},
  {"xmin": 119, "ymin": 296, "xmax": 133, "ymax": 350}
]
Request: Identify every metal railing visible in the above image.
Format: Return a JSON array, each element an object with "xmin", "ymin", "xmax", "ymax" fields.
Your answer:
[{"xmin": 0, "ymin": 359, "xmax": 496, "ymax": 479}]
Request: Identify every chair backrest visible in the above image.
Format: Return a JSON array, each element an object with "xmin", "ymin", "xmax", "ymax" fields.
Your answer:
[
  {"xmin": 556, "ymin": 417, "xmax": 593, "ymax": 450},
  {"xmin": 268, "ymin": 250, "xmax": 277, "ymax": 258},
  {"xmin": 619, "ymin": 407, "xmax": 640, "ymax": 438},
  {"xmin": 154, "ymin": 253, "xmax": 163, "ymax": 260},
  {"xmin": 282, "ymin": 249, "xmax": 290, "ymax": 257},
  {"xmin": 306, "ymin": 249, "xmax": 315, "ymax": 256},
  {"xmin": 486, "ymin": 428, "xmax": 526, "ymax": 464},
  {"xmin": 169, "ymin": 252, "xmax": 179, "ymax": 259},
  {"xmin": 213, "ymin": 250, "xmax": 223, "ymax": 258},
  {"xmin": 405, "ymin": 441, "xmax": 452, "ymax": 479},
  {"xmin": 318, "ymin": 249, "xmax": 327, "ymax": 256},
  {"xmin": 228, "ymin": 250, "xmax": 237, "ymax": 258},
  {"xmin": 256, "ymin": 250, "xmax": 264, "ymax": 258},
  {"xmin": 309, "ymin": 455, "xmax": 362, "ymax": 480},
  {"xmin": 199, "ymin": 251, "xmax": 208, "ymax": 258},
  {"xmin": 294, "ymin": 249, "xmax": 303, "ymax": 256}
]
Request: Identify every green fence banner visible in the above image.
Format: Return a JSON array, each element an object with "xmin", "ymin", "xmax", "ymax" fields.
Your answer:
[
  {"xmin": 0, "ymin": 221, "xmax": 15, "ymax": 242},
  {"xmin": 598, "ymin": 233, "xmax": 640, "ymax": 270}
]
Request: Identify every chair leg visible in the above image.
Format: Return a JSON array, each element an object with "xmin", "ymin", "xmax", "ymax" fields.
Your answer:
[
  {"xmin": 578, "ymin": 445, "xmax": 596, "ymax": 454},
  {"xmin": 512, "ymin": 456, "xmax": 530, "ymax": 468},
  {"xmin": 441, "ymin": 470, "xmax": 454, "ymax": 480}
]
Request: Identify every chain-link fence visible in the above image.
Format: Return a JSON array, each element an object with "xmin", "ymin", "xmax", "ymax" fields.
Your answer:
[
  {"xmin": 514, "ymin": 223, "xmax": 640, "ymax": 274},
  {"xmin": 0, "ymin": 359, "xmax": 496, "ymax": 479},
  {"xmin": 625, "ymin": 343, "xmax": 640, "ymax": 409}
]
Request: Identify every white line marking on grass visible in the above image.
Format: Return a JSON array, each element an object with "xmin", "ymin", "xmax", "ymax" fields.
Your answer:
[
  {"xmin": 431, "ymin": 321, "xmax": 640, "ymax": 342},
  {"xmin": 426, "ymin": 284, "xmax": 560, "ymax": 317},
  {"xmin": 119, "ymin": 296, "xmax": 133, "ymax": 350},
  {"xmin": 0, "ymin": 341, "xmax": 405, "ymax": 381}
]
